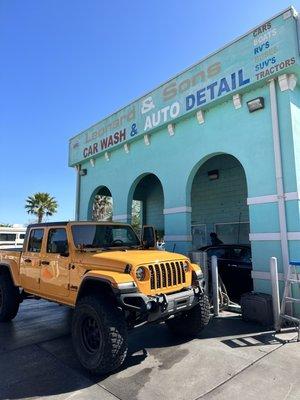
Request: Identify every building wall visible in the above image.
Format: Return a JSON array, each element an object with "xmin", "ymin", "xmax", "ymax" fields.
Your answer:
[
  {"xmin": 191, "ymin": 155, "xmax": 249, "ymax": 240},
  {"xmin": 76, "ymin": 79, "xmax": 300, "ymax": 299}
]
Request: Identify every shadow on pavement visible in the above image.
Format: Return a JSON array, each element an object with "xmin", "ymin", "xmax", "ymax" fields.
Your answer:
[{"xmin": 222, "ymin": 332, "xmax": 280, "ymax": 348}]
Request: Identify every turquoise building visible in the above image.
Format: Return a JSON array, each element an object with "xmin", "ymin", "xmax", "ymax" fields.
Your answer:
[{"xmin": 69, "ymin": 7, "xmax": 300, "ymax": 297}]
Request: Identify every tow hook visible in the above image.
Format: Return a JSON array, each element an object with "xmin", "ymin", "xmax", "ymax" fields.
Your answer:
[
  {"xmin": 158, "ymin": 294, "xmax": 168, "ymax": 312},
  {"xmin": 193, "ymin": 285, "xmax": 201, "ymax": 297}
]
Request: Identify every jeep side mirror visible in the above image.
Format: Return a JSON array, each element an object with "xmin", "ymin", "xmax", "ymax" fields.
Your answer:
[{"xmin": 142, "ymin": 225, "xmax": 157, "ymax": 249}]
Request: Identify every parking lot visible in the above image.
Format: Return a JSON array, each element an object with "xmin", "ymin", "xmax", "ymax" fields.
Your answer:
[{"xmin": 0, "ymin": 299, "xmax": 299, "ymax": 400}]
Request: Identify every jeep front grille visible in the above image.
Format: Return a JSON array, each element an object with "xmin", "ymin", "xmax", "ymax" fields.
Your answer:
[{"xmin": 148, "ymin": 262, "xmax": 186, "ymax": 290}]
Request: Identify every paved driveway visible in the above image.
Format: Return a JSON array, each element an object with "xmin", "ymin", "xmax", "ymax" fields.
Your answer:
[{"xmin": 0, "ymin": 300, "xmax": 299, "ymax": 400}]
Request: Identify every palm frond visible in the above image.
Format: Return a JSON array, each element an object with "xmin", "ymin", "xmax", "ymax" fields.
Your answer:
[{"xmin": 25, "ymin": 192, "xmax": 58, "ymax": 222}]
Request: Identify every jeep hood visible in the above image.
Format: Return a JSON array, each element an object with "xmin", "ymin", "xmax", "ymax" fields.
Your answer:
[{"xmin": 78, "ymin": 250, "xmax": 188, "ymax": 272}]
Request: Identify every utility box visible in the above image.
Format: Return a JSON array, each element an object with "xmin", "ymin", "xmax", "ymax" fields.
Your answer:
[{"xmin": 241, "ymin": 292, "xmax": 274, "ymax": 327}]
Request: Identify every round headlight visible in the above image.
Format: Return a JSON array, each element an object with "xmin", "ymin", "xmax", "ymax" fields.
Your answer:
[
  {"xmin": 136, "ymin": 267, "xmax": 147, "ymax": 281},
  {"xmin": 183, "ymin": 262, "xmax": 189, "ymax": 272}
]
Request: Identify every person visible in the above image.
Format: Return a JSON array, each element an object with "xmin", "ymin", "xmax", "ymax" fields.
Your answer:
[
  {"xmin": 156, "ymin": 231, "xmax": 165, "ymax": 251},
  {"xmin": 210, "ymin": 232, "xmax": 223, "ymax": 246}
]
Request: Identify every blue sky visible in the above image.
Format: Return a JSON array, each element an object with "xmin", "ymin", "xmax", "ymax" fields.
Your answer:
[{"xmin": 1, "ymin": 0, "xmax": 299, "ymax": 225}]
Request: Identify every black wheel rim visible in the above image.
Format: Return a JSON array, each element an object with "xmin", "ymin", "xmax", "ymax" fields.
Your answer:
[{"xmin": 81, "ymin": 316, "xmax": 101, "ymax": 354}]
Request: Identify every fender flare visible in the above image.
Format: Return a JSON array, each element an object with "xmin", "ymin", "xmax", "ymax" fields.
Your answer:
[
  {"xmin": 76, "ymin": 273, "xmax": 137, "ymax": 303},
  {"xmin": 0, "ymin": 263, "xmax": 16, "ymax": 285}
]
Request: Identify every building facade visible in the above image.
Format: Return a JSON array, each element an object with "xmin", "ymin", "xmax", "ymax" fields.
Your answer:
[{"xmin": 69, "ymin": 7, "xmax": 300, "ymax": 297}]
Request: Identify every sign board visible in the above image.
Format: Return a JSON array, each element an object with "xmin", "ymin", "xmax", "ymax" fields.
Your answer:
[{"xmin": 69, "ymin": 8, "xmax": 299, "ymax": 166}]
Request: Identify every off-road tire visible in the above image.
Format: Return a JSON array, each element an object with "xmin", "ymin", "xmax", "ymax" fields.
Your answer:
[
  {"xmin": 0, "ymin": 273, "xmax": 20, "ymax": 322},
  {"xmin": 166, "ymin": 293, "xmax": 210, "ymax": 337},
  {"xmin": 72, "ymin": 295, "xmax": 128, "ymax": 375}
]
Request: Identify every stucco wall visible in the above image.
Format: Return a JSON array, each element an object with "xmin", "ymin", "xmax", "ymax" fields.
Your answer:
[
  {"xmin": 191, "ymin": 155, "xmax": 249, "ymax": 234},
  {"xmin": 76, "ymin": 79, "xmax": 300, "ymax": 297}
]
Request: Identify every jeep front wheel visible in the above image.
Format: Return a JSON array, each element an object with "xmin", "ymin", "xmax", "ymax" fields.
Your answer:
[
  {"xmin": 72, "ymin": 295, "xmax": 128, "ymax": 375},
  {"xmin": 0, "ymin": 273, "xmax": 20, "ymax": 322},
  {"xmin": 165, "ymin": 293, "xmax": 210, "ymax": 337}
]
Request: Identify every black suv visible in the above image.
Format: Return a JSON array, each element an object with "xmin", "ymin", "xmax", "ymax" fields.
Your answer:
[{"xmin": 199, "ymin": 244, "xmax": 253, "ymax": 303}]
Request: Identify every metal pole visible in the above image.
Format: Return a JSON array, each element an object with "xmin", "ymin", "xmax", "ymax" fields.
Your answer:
[
  {"xmin": 269, "ymin": 79, "xmax": 290, "ymax": 277},
  {"xmin": 203, "ymin": 251, "xmax": 209, "ymax": 296},
  {"xmin": 75, "ymin": 164, "xmax": 81, "ymax": 220},
  {"xmin": 270, "ymin": 257, "xmax": 281, "ymax": 331},
  {"xmin": 211, "ymin": 255, "xmax": 219, "ymax": 316}
]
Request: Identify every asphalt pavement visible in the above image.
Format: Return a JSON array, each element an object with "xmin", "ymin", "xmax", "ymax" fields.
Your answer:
[{"xmin": 0, "ymin": 299, "xmax": 299, "ymax": 400}]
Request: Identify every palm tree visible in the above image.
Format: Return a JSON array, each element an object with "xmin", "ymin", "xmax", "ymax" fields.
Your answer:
[
  {"xmin": 92, "ymin": 195, "xmax": 113, "ymax": 221},
  {"xmin": 25, "ymin": 192, "xmax": 58, "ymax": 223},
  {"xmin": 132, "ymin": 200, "xmax": 142, "ymax": 231}
]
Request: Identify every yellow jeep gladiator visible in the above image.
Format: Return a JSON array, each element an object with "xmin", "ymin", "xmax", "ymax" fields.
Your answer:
[{"xmin": 0, "ymin": 221, "xmax": 210, "ymax": 374}]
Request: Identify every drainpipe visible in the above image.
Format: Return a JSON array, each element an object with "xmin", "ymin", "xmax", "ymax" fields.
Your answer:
[
  {"xmin": 268, "ymin": 78, "xmax": 289, "ymax": 276},
  {"xmin": 75, "ymin": 164, "xmax": 81, "ymax": 221}
]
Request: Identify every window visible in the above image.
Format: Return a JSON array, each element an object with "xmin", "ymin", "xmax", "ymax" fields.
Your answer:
[
  {"xmin": 207, "ymin": 247, "xmax": 231, "ymax": 259},
  {"xmin": 28, "ymin": 229, "xmax": 44, "ymax": 252},
  {"xmin": 47, "ymin": 228, "xmax": 68, "ymax": 254},
  {"xmin": 0, "ymin": 233, "xmax": 17, "ymax": 241},
  {"xmin": 19, "ymin": 234, "xmax": 26, "ymax": 240},
  {"xmin": 72, "ymin": 224, "xmax": 140, "ymax": 249},
  {"xmin": 112, "ymin": 227, "xmax": 136, "ymax": 243},
  {"xmin": 230, "ymin": 247, "xmax": 252, "ymax": 262}
]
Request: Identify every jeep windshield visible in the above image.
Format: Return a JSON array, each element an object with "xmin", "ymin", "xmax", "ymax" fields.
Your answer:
[{"xmin": 72, "ymin": 224, "xmax": 141, "ymax": 250}]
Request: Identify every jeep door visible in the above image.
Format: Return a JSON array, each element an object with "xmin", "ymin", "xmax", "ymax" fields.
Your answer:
[
  {"xmin": 20, "ymin": 227, "xmax": 44, "ymax": 292},
  {"xmin": 39, "ymin": 227, "xmax": 70, "ymax": 298}
]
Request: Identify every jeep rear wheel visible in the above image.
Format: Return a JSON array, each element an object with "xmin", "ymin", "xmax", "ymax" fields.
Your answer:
[
  {"xmin": 0, "ymin": 273, "xmax": 20, "ymax": 322},
  {"xmin": 72, "ymin": 295, "xmax": 128, "ymax": 375},
  {"xmin": 165, "ymin": 293, "xmax": 210, "ymax": 337}
]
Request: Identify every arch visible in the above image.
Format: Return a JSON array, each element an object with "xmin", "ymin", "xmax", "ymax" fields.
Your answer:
[
  {"xmin": 127, "ymin": 172, "xmax": 162, "ymax": 205},
  {"xmin": 127, "ymin": 173, "xmax": 165, "ymax": 235},
  {"xmin": 188, "ymin": 152, "xmax": 252, "ymax": 302},
  {"xmin": 186, "ymin": 152, "xmax": 249, "ymax": 206},
  {"xmin": 87, "ymin": 185, "xmax": 113, "ymax": 221},
  {"xmin": 188, "ymin": 153, "xmax": 249, "ymax": 248}
]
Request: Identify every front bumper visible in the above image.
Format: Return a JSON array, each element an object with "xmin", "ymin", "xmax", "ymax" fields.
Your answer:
[{"xmin": 118, "ymin": 279, "xmax": 204, "ymax": 323}]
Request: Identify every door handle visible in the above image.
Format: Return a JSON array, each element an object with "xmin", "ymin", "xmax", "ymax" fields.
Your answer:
[
  {"xmin": 24, "ymin": 259, "xmax": 32, "ymax": 263},
  {"xmin": 41, "ymin": 260, "xmax": 50, "ymax": 266}
]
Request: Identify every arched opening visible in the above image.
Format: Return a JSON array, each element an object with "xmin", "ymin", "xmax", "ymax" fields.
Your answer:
[
  {"xmin": 89, "ymin": 186, "xmax": 113, "ymax": 221},
  {"xmin": 190, "ymin": 154, "xmax": 252, "ymax": 303},
  {"xmin": 130, "ymin": 174, "xmax": 164, "ymax": 239}
]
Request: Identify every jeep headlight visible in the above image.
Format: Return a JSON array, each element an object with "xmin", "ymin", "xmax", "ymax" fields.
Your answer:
[
  {"xmin": 136, "ymin": 266, "xmax": 147, "ymax": 281},
  {"xmin": 182, "ymin": 262, "xmax": 189, "ymax": 272}
]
